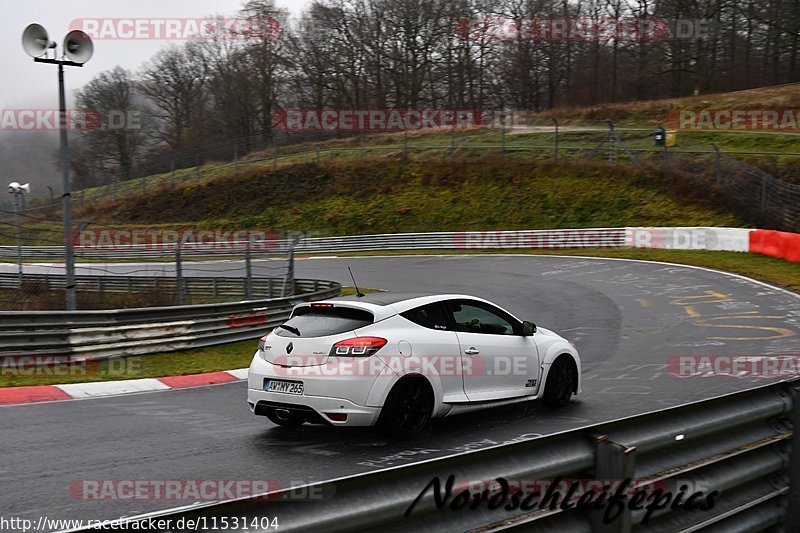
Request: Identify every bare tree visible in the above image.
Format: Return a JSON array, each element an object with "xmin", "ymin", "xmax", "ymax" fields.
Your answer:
[
  {"xmin": 75, "ymin": 66, "xmax": 149, "ymax": 179},
  {"xmin": 140, "ymin": 42, "xmax": 208, "ymax": 150}
]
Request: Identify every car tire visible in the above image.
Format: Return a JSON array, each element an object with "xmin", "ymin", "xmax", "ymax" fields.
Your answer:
[
  {"xmin": 541, "ymin": 356, "xmax": 576, "ymax": 407},
  {"xmin": 265, "ymin": 407, "xmax": 306, "ymax": 428},
  {"xmin": 378, "ymin": 379, "xmax": 432, "ymax": 439}
]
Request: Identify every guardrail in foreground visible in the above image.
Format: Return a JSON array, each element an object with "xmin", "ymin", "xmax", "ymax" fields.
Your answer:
[
  {"xmin": 59, "ymin": 380, "xmax": 800, "ymax": 532},
  {"xmin": 0, "ymin": 279, "xmax": 340, "ymax": 359}
]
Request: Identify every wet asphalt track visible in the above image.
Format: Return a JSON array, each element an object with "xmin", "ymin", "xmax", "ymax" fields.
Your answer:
[{"xmin": 2, "ymin": 254, "xmax": 800, "ymax": 525}]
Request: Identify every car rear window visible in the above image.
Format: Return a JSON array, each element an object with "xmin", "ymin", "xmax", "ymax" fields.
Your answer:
[{"xmin": 274, "ymin": 306, "xmax": 374, "ymax": 338}]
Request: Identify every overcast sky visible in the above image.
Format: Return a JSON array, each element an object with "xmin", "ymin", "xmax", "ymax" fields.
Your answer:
[{"xmin": 1, "ymin": 0, "xmax": 313, "ymax": 109}]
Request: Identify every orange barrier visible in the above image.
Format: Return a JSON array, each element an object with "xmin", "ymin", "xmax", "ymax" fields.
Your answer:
[{"xmin": 749, "ymin": 230, "xmax": 800, "ymax": 262}]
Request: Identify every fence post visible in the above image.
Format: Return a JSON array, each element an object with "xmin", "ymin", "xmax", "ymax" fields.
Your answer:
[
  {"xmin": 450, "ymin": 126, "xmax": 456, "ymax": 161},
  {"xmin": 282, "ymin": 234, "xmax": 301, "ymax": 297},
  {"xmin": 760, "ymin": 174, "xmax": 768, "ymax": 224},
  {"xmin": 245, "ymin": 243, "xmax": 253, "ymax": 299},
  {"xmin": 175, "ymin": 244, "xmax": 184, "ymax": 306},
  {"xmin": 500, "ymin": 113, "xmax": 506, "ymax": 157},
  {"xmin": 403, "ymin": 127, "xmax": 409, "ymax": 161},
  {"xmin": 273, "ymin": 138, "xmax": 278, "ymax": 168},
  {"xmin": 552, "ymin": 118, "xmax": 559, "ymax": 162},
  {"xmin": 711, "ymin": 144, "xmax": 722, "ymax": 185},
  {"xmin": 607, "ymin": 119, "xmax": 616, "ymax": 164}
]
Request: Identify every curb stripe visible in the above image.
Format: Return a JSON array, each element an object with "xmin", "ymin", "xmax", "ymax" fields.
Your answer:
[
  {"xmin": 159, "ymin": 371, "xmax": 238, "ymax": 388},
  {"xmin": 55, "ymin": 379, "xmax": 171, "ymax": 399},
  {"xmin": 0, "ymin": 386, "xmax": 72, "ymax": 405},
  {"xmin": 0, "ymin": 369, "xmax": 249, "ymax": 406}
]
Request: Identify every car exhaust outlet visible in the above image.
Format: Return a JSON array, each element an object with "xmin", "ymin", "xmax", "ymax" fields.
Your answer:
[{"xmin": 274, "ymin": 408, "xmax": 292, "ymax": 420}]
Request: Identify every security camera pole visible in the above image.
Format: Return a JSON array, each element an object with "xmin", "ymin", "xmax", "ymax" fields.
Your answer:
[{"xmin": 22, "ymin": 24, "xmax": 94, "ymax": 310}]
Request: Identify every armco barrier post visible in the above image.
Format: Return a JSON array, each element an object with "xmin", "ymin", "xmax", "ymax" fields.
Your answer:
[
  {"xmin": 592, "ymin": 435, "xmax": 635, "ymax": 533},
  {"xmin": 787, "ymin": 384, "xmax": 800, "ymax": 531}
]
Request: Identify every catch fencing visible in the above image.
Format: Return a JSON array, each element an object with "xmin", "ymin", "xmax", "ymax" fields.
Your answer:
[{"xmin": 59, "ymin": 379, "xmax": 800, "ymax": 532}]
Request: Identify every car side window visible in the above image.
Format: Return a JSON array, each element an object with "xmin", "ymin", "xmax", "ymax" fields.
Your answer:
[
  {"xmin": 401, "ymin": 303, "xmax": 452, "ymax": 331},
  {"xmin": 448, "ymin": 301, "xmax": 517, "ymax": 335}
]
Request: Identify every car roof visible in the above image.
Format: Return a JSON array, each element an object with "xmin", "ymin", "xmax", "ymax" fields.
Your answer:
[
  {"xmin": 296, "ymin": 292, "xmax": 499, "ymax": 321},
  {"xmin": 333, "ymin": 292, "xmax": 438, "ymax": 305}
]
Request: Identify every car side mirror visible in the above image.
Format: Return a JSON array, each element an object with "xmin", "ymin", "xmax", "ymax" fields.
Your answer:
[{"xmin": 522, "ymin": 321, "xmax": 537, "ymax": 336}]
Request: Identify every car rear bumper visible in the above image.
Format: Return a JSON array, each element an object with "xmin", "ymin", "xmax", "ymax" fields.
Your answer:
[{"xmin": 247, "ymin": 388, "xmax": 381, "ymax": 426}]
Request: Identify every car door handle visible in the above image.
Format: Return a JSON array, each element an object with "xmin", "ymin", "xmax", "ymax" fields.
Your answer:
[{"xmin": 464, "ymin": 348, "xmax": 480, "ymax": 355}]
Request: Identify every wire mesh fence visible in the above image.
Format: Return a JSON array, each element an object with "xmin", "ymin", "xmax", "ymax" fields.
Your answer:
[{"xmin": 14, "ymin": 119, "xmax": 800, "ymax": 214}]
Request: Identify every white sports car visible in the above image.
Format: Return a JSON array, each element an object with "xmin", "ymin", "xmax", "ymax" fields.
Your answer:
[{"xmin": 247, "ymin": 293, "xmax": 580, "ymax": 438}]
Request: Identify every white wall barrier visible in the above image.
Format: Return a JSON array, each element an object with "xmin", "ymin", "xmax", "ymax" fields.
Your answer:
[{"xmin": 625, "ymin": 227, "xmax": 752, "ymax": 252}]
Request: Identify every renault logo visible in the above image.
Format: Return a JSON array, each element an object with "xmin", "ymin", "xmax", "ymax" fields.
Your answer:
[{"xmin": 286, "ymin": 342, "xmax": 294, "ymax": 354}]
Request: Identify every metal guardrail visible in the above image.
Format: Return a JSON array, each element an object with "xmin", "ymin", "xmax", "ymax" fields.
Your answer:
[
  {"xmin": 0, "ymin": 279, "xmax": 340, "ymax": 358},
  {"xmin": 0, "ymin": 272, "xmax": 290, "ymax": 299},
  {"xmin": 59, "ymin": 379, "xmax": 799, "ymax": 532},
  {"xmin": 0, "ymin": 228, "xmax": 628, "ymax": 260}
]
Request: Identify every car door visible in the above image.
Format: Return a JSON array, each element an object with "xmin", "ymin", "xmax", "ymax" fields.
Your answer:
[
  {"xmin": 398, "ymin": 302, "xmax": 468, "ymax": 403},
  {"xmin": 445, "ymin": 299, "xmax": 541, "ymax": 402}
]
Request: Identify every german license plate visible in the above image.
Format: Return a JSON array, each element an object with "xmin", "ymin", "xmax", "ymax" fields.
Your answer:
[{"xmin": 265, "ymin": 379, "xmax": 304, "ymax": 395}]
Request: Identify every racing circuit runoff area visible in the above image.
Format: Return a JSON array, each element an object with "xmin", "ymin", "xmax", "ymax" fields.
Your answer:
[{"xmin": 1, "ymin": 252, "xmax": 799, "ymax": 529}]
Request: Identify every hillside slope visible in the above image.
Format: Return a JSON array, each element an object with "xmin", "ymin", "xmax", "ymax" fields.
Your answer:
[{"xmin": 76, "ymin": 158, "xmax": 742, "ymax": 235}]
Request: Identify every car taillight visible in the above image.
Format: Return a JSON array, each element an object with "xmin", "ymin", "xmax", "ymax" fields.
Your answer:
[{"xmin": 330, "ymin": 337, "xmax": 387, "ymax": 357}]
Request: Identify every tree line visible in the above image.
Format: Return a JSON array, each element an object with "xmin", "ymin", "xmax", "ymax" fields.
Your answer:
[{"xmin": 71, "ymin": 0, "xmax": 800, "ymax": 188}]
